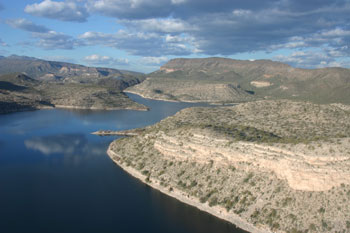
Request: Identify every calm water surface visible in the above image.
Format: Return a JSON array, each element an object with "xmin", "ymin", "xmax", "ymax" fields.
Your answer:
[{"xmin": 0, "ymin": 94, "xmax": 246, "ymax": 233}]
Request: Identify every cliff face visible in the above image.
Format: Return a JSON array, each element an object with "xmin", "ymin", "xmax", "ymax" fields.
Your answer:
[
  {"xmin": 109, "ymin": 100, "xmax": 350, "ymax": 233},
  {"xmin": 127, "ymin": 57, "xmax": 350, "ymax": 104},
  {"xmin": 154, "ymin": 133, "xmax": 350, "ymax": 192}
]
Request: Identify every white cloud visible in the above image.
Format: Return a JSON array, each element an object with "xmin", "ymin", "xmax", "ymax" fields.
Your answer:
[
  {"xmin": 118, "ymin": 18, "xmax": 195, "ymax": 34},
  {"xmin": 34, "ymin": 31, "xmax": 78, "ymax": 50},
  {"xmin": 269, "ymin": 27, "xmax": 350, "ymax": 58},
  {"xmin": 273, "ymin": 50, "xmax": 349, "ymax": 68},
  {"xmin": 232, "ymin": 9, "xmax": 252, "ymax": 17},
  {"xmin": 6, "ymin": 18, "xmax": 50, "ymax": 33},
  {"xmin": 86, "ymin": 0, "xmax": 172, "ymax": 19},
  {"xmin": 171, "ymin": 0, "xmax": 186, "ymax": 4},
  {"xmin": 83, "ymin": 54, "xmax": 129, "ymax": 66},
  {"xmin": 5, "ymin": 17, "xmax": 77, "ymax": 50},
  {"xmin": 25, "ymin": 0, "xmax": 89, "ymax": 22},
  {"xmin": 78, "ymin": 30, "xmax": 193, "ymax": 56},
  {"xmin": 321, "ymin": 28, "xmax": 350, "ymax": 37},
  {"xmin": 139, "ymin": 56, "xmax": 169, "ymax": 65}
]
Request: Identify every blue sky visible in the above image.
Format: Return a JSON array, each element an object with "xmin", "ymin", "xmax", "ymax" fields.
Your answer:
[{"xmin": 0, "ymin": 0, "xmax": 349, "ymax": 73}]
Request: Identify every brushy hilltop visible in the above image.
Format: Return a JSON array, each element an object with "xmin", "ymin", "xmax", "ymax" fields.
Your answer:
[
  {"xmin": 126, "ymin": 57, "xmax": 350, "ymax": 104},
  {"xmin": 109, "ymin": 100, "xmax": 350, "ymax": 233}
]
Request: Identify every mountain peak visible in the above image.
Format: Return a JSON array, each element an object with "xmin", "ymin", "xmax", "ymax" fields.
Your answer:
[{"xmin": 7, "ymin": 55, "xmax": 39, "ymax": 61}]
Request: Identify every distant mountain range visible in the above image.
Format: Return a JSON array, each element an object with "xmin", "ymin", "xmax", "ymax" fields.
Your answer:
[
  {"xmin": 0, "ymin": 55, "xmax": 144, "ymax": 88},
  {"xmin": 127, "ymin": 57, "xmax": 350, "ymax": 104},
  {"xmin": 1, "ymin": 55, "xmax": 349, "ymax": 114},
  {"xmin": 0, "ymin": 55, "xmax": 147, "ymax": 114}
]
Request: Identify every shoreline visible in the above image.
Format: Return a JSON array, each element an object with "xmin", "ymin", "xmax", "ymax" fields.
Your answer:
[
  {"xmin": 125, "ymin": 90, "xmax": 238, "ymax": 105},
  {"xmin": 0, "ymin": 104, "xmax": 148, "ymax": 115},
  {"xmin": 107, "ymin": 146, "xmax": 271, "ymax": 233},
  {"xmin": 125, "ymin": 90, "xmax": 185, "ymax": 103},
  {"xmin": 54, "ymin": 104, "xmax": 149, "ymax": 111}
]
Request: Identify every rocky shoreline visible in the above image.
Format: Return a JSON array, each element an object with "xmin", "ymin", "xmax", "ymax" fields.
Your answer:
[{"xmin": 107, "ymin": 147, "xmax": 270, "ymax": 233}]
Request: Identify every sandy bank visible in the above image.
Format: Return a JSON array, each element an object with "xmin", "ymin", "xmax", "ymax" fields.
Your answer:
[{"xmin": 125, "ymin": 90, "xmax": 234, "ymax": 105}]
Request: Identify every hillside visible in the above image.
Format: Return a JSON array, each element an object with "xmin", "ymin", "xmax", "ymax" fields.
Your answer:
[
  {"xmin": 0, "ymin": 73, "xmax": 147, "ymax": 114},
  {"xmin": 126, "ymin": 79, "xmax": 255, "ymax": 103},
  {"xmin": 0, "ymin": 55, "xmax": 149, "ymax": 114},
  {"xmin": 108, "ymin": 100, "xmax": 350, "ymax": 233},
  {"xmin": 0, "ymin": 55, "xmax": 145, "ymax": 87},
  {"xmin": 126, "ymin": 57, "xmax": 350, "ymax": 104}
]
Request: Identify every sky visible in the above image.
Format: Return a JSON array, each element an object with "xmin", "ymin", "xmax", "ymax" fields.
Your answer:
[{"xmin": 0, "ymin": 0, "xmax": 349, "ymax": 73}]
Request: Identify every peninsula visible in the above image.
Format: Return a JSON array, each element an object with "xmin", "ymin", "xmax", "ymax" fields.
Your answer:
[{"xmin": 108, "ymin": 99, "xmax": 350, "ymax": 233}]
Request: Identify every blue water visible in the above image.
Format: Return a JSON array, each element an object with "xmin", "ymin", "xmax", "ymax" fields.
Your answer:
[{"xmin": 0, "ymin": 93, "xmax": 246, "ymax": 233}]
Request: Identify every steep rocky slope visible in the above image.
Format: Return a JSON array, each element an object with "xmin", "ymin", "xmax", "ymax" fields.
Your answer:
[
  {"xmin": 126, "ymin": 57, "xmax": 350, "ymax": 104},
  {"xmin": 108, "ymin": 100, "xmax": 350, "ymax": 233}
]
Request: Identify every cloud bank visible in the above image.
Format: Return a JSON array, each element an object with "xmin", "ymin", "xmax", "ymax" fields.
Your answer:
[
  {"xmin": 83, "ymin": 54, "xmax": 129, "ymax": 66},
  {"xmin": 6, "ymin": 18, "xmax": 50, "ymax": 33},
  {"xmin": 19, "ymin": 0, "xmax": 350, "ymax": 67}
]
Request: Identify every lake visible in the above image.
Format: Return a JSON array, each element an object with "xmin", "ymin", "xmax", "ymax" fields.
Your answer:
[{"xmin": 0, "ymin": 93, "xmax": 246, "ymax": 233}]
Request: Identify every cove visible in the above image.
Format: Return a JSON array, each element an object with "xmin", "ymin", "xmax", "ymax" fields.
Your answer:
[{"xmin": 0, "ymin": 93, "xmax": 247, "ymax": 233}]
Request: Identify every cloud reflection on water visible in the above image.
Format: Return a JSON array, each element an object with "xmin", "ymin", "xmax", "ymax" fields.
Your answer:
[{"xmin": 24, "ymin": 134, "xmax": 109, "ymax": 158}]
